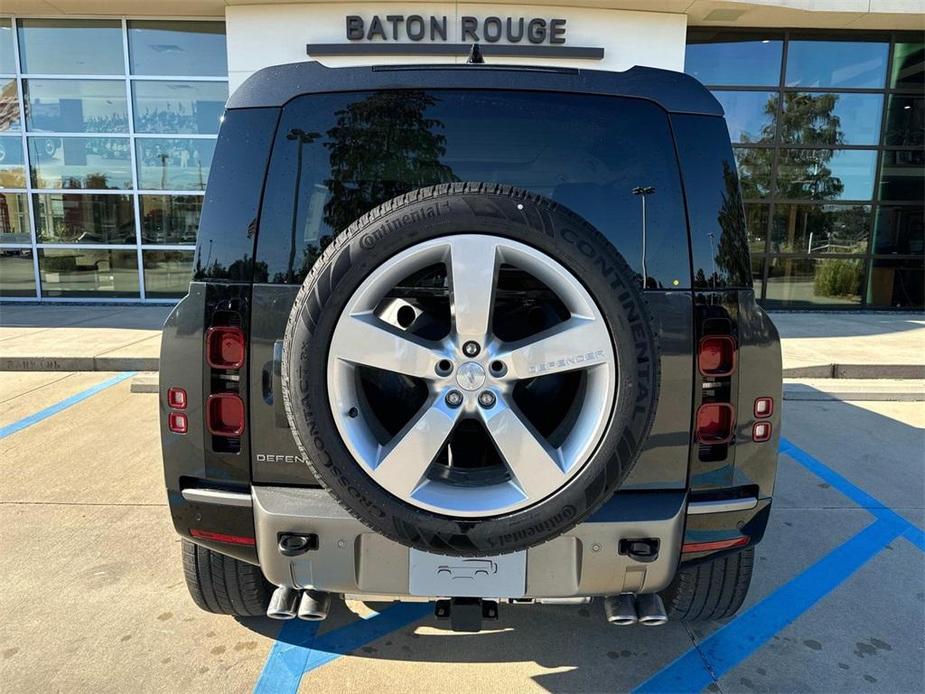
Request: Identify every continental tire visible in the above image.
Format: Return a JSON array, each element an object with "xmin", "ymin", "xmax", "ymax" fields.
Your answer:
[{"xmin": 282, "ymin": 183, "xmax": 660, "ymax": 556}]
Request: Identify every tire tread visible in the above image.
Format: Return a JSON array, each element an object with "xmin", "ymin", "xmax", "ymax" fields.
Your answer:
[{"xmin": 660, "ymin": 548, "xmax": 755, "ymax": 622}]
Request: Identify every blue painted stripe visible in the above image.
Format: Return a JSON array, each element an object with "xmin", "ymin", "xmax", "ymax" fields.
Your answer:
[
  {"xmin": 253, "ymin": 620, "xmax": 320, "ymax": 694},
  {"xmin": 253, "ymin": 603, "xmax": 431, "ymax": 694},
  {"xmin": 634, "ymin": 518, "xmax": 903, "ymax": 693},
  {"xmin": 303, "ymin": 602, "xmax": 432, "ymax": 673},
  {"xmin": 0, "ymin": 371, "xmax": 136, "ymax": 440},
  {"xmin": 781, "ymin": 437, "xmax": 924, "ymax": 542}
]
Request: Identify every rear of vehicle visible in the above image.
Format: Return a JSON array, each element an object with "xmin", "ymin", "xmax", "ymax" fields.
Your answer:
[{"xmin": 159, "ymin": 62, "xmax": 781, "ymax": 628}]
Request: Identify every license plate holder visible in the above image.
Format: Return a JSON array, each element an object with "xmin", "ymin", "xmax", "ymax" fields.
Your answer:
[{"xmin": 409, "ymin": 548, "xmax": 527, "ymax": 598}]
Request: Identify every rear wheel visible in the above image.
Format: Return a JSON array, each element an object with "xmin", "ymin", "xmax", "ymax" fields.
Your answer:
[
  {"xmin": 660, "ymin": 548, "xmax": 755, "ymax": 621},
  {"xmin": 181, "ymin": 540, "xmax": 272, "ymax": 617}
]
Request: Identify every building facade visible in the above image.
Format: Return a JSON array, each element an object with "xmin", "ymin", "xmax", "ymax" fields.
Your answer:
[{"xmin": 0, "ymin": 1, "xmax": 922, "ymax": 309}]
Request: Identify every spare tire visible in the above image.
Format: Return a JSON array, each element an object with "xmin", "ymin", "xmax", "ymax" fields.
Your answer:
[{"xmin": 282, "ymin": 183, "xmax": 659, "ymax": 556}]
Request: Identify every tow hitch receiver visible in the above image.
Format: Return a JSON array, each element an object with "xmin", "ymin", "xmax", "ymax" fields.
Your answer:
[{"xmin": 435, "ymin": 598, "xmax": 500, "ymax": 632}]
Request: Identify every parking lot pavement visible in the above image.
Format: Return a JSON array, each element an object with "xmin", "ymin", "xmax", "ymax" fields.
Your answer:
[{"xmin": 1, "ymin": 373, "xmax": 922, "ymax": 693}]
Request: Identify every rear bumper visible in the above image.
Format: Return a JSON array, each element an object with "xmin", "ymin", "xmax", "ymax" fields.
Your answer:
[{"xmin": 251, "ymin": 487, "xmax": 687, "ymax": 598}]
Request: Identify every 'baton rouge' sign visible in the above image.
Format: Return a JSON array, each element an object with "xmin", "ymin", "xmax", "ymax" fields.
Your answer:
[
  {"xmin": 305, "ymin": 14, "xmax": 604, "ymax": 60},
  {"xmin": 346, "ymin": 15, "xmax": 568, "ymax": 45}
]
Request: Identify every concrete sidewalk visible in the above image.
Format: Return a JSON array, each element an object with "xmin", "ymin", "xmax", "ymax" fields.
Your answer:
[{"xmin": 0, "ymin": 304, "xmax": 922, "ymax": 377}]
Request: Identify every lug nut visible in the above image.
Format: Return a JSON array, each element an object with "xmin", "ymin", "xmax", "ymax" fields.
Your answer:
[
  {"xmin": 445, "ymin": 390, "xmax": 463, "ymax": 408},
  {"xmin": 478, "ymin": 391, "xmax": 496, "ymax": 409},
  {"xmin": 462, "ymin": 341, "xmax": 481, "ymax": 357}
]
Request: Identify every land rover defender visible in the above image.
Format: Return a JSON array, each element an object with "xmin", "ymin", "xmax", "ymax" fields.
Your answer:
[{"xmin": 160, "ymin": 61, "xmax": 781, "ymax": 630}]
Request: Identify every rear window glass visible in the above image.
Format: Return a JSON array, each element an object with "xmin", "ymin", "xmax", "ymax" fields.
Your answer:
[{"xmin": 256, "ymin": 90, "xmax": 690, "ymax": 288}]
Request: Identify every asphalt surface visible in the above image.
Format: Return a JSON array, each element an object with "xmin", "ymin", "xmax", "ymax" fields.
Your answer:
[{"xmin": 0, "ymin": 372, "xmax": 923, "ymax": 693}]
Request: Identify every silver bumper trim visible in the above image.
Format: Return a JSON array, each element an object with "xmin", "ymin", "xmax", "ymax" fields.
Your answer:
[
  {"xmin": 253, "ymin": 486, "xmax": 687, "ymax": 598},
  {"xmin": 181, "ymin": 488, "xmax": 253, "ymax": 507},
  {"xmin": 687, "ymin": 497, "xmax": 758, "ymax": 515}
]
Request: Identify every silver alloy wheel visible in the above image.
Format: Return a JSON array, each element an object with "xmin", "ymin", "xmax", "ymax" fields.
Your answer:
[{"xmin": 327, "ymin": 234, "xmax": 617, "ymax": 517}]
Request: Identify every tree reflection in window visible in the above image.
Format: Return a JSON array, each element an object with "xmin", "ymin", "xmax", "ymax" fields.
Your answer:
[{"xmin": 736, "ymin": 92, "xmax": 847, "ymax": 200}]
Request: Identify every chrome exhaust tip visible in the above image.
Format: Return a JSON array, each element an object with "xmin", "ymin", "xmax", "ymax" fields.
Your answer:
[
  {"xmin": 603, "ymin": 594, "xmax": 638, "ymax": 626},
  {"xmin": 297, "ymin": 590, "xmax": 331, "ymax": 621},
  {"xmin": 635, "ymin": 593, "xmax": 669, "ymax": 626},
  {"xmin": 266, "ymin": 586, "xmax": 300, "ymax": 620}
]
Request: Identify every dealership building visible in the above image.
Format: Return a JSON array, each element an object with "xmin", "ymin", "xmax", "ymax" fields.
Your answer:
[{"xmin": 0, "ymin": 1, "xmax": 921, "ymax": 309}]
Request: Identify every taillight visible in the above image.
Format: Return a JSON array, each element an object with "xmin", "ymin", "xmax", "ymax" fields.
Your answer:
[
  {"xmin": 696, "ymin": 403, "xmax": 735, "ymax": 443},
  {"xmin": 205, "ymin": 326, "xmax": 245, "ymax": 369},
  {"xmin": 754, "ymin": 397, "xmax": 773, "ymax": 418},
  {"xmin": 190, "ymin": 529, "xmax": 255, "ymax": 546},
  {"xmin": 698, "ymin": 335, "xmax": 736, "ymax": 377},
  {"xmin": 752, "ymin": 421, "xmax": 772, "ymax": 442},
  {"xmin": 207, "ymin": 393, "xmax": 245, "ymax": 436},
  {"xmin": 168, "ymin": 412, "xmax": 188, "ymax": 434},
  {"xmin": 682, "ymin": 536, "xmax": 748, "ymax": 553},
  {"xmin": 167, "ymin": 387, "xmax": 187, "ymax": 409}
]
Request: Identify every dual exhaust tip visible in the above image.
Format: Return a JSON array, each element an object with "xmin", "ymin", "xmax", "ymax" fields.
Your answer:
[
  {"xmin": 603, "ymin": 593, "xmax": 668, "ymax": 626},
  {"xmin": 267, "ymin": 586, "xmax": 331, "ymax": 621}
]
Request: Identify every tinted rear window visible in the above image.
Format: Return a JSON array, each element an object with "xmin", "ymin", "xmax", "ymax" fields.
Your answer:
[{"xmin": 256, "ymin": 90, "xmax": 690, "ymax": 288}]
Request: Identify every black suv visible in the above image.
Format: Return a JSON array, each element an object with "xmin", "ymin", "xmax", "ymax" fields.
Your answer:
[{"xmin": 160, "ymin": 61, "xmax": 781, "ymax": 629}]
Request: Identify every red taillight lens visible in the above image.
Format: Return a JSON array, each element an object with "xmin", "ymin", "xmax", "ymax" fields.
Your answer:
[
  {"xmin": 206, "ymin": 393, "xmax": 245, "ymax": 436},
  {"xmin": 696, "ymin": 403, "xmax": 735, "ymax": 443},
  {"xmin": 682, "ymin": 536, "xmax": 749, "ymax": 553},
  {"xmin": 698, "ymin": 335, "xmax": 736, "ymax": 377},
  {"xmin": 168, "ymin": 412, "xmax": 188, "ymax": 434},
  {"xmin": 189, "ymin": 529, "xmax": 255, "ymax": 546},
  {"xmin": 753, "ymin": 421, "xmax": 772, "ymax": 442},
  {"xmin": 167, "ymin": 387, "xmax": 187, "ymax": 410},
  {"xmin": 206, "ymin": 326, "xmax": 245, "ymax": 369},
  {"xmin": 754, "ymin": 397, "xmax": 774, "ymax": 418}
]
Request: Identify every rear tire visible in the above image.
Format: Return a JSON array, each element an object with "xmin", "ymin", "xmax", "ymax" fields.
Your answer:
[
  {"xmin": 660, "ymin": 548, "xmax": 754, "ymax": 622},
  {"xmin": 181, "ymin": 539, "xmax": 273, "ymax": 617}
]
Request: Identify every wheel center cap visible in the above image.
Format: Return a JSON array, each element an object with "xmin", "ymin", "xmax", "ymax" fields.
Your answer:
[{"xmin": 456, "ymin": 361, "xmax": 486, "ymax": 391}]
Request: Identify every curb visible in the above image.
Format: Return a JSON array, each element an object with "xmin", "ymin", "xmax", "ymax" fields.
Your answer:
[
  {"xmin": 0, "ymin": 357, "xmax": 160, "ymax": 372},
  {"xmin": 2, "ymin": 357, "xmax": 922, "ymax": 381},
  {"xmin": 782, "ymin": 364, "xmax": 925, "ymax": 380}
]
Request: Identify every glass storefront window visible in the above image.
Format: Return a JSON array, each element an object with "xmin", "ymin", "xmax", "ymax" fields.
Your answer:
[
  {"xmin": 879, "ymin": 150, "xmax": 925, "ymax": 202},
  {"xmin": 17, "ymin": 19, "xmax": 124, "ymax": 76},
  {"xmin": 39, "ymin": 248, "xmax": 139, "ymax": 298},
  {"xmin": 772, "ymin": 203, "xmax": 871, "ymax": 255},
  {"xmin": 29, "ymin": 136, "xmax": 132, "ymax": 190},
  {"xmin": 128, "ymin": 21, "xmax": 227, "ymax": 77},
  {"xmin": 139, "ymin": 194, "xmax": 202, "ymax": 244},
  {"xmin": 786, "ymin": 40, "xmax": 888, "ymax": 89},
  {"xmin": 0, "ymin": 250, "xmax": 37, "ymax": 297},
  {"xmin": 884, "ymin": 95, "xmax": 924, "ymax": 147},
  {"xmin": 132, "ymin": 81, "xmax": 227, "ymax": 134},
  {"xmin": 1, "ymin": 78, "xmax": 21, "ymax": 131},
  {"xmin": 0, "ymin": 135, "xmax": 26, "ymax": 188},
  {"xmin": 765, "ymin": 256, "xmax": 863, "ymax": 307},
  {"xmin": 873, "ymin": 206, "xmax": 924, "ymax": 256},
  {"xmin": 0, "ymin": 192, "xmax": 31, "ymax": 243},
  {"xmin": 25, "ymin": 79, "xmax": 128, "ymax": 133},
  {"xmin": 776, "ymin": 149, "xmax": 877, "ymax": 201},
  {"xmin": 867, "ymin": 257, "xmax": 924, "ymax": 308},
  {"xmin": 135, "ymin": 138, "xmax": 214, "ymax": 190},
  {"xmin": 35, "ymin": 193, "xmax": 135, "ymax": 244},
  {"xmin": 711, "ymin": 91, "xmax": 777, "ymax": 143},
  {"xmin": 0, "ymin": 19, "xmax": 15, "ymax": 74},
  {"xmin": 685, "ymin": 31, "xmax": 783, "ymax": 86},
  {"xmin": 734, "ymin": 147, "xmax": 773, "ymax": 199},
  {"xmin": 142, "ymin": 249, "xmax": 193, "ymax": 298},
  {"xmin": 890, "ymin": 43, "xmax": 924, "ymax": 89},
  {"xmin": 780, "ymin": 92, "xmax": 882, "ymax": 146}
]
